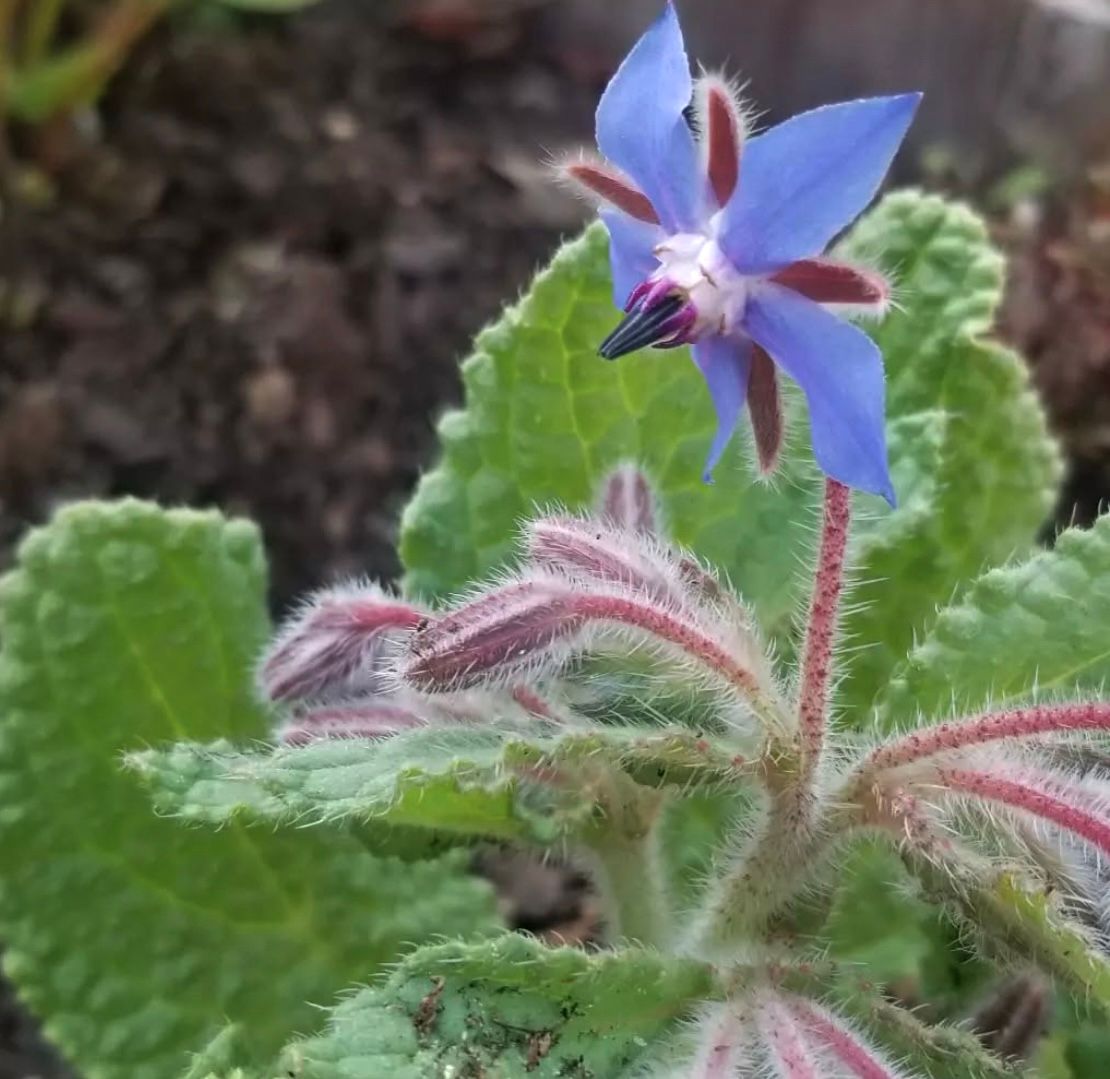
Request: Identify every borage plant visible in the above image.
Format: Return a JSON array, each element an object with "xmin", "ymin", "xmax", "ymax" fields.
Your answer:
[{"xmin": 1, "ymin": 2, "xmax": 1109, "ymax": 1078}]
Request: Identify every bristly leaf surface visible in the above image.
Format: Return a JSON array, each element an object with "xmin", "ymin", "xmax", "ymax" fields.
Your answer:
[{"xmin": 0, "ymin": 501, "xmax": 498, "ymax": 1078}]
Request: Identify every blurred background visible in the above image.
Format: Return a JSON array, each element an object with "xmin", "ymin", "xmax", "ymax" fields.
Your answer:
[{"xmin": 0, "ymin": 0, "xmax": 1106, "ymax": 1073}]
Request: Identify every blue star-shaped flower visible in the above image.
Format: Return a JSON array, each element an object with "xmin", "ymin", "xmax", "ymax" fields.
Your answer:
[{"xmin": 564, "ymin": 2, "xmax": 920, "ymax": 503}]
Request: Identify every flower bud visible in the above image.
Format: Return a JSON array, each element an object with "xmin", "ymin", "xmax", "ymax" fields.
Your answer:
[
  {"xmin": 258, "ymin": 582, "xmax": 424, "ymax": 704},
  {"xmin": 525, "ymin": 515, "xmax": 677, "ymax": 604},
  {"xmin": 402, "ymin": 569, "xmax": 776, "ymax": 721},
  {"xmin": 597, "ymin": 464, "xmax": 659, "ymax": 534},
  {"xmin": 403, "ymin": 578, "xmax": 587, "ymax": 693}
]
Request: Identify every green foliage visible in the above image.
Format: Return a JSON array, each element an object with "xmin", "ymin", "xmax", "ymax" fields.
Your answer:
[
  {"xmin": 838, "ymin": 194, "xmax": 1060, "ymax": 715},
  {"xmin": 132, "ymin": 725, "xmax": 746, "ymax": 858},
  {"xmin": 399, "ymin": 194, "xmax": 1058, "ymax": 686},
  {"xmin": 0, "ymin": 501, "xmax": 498, "ymax": 1078},
  {"xmin": 278, "ymin": 936, "xmax": 715, "ymax": 1078},
  {"xmin": 877, "ymin": 514, "xmax": 1110, "ymax": 725}
]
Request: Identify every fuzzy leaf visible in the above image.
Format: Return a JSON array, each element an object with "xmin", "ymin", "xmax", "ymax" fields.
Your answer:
[
  {"xmin": 877, "ymin": 514, "xmax": 1110, "ymax": 724},
  {"xmin": 281, "ymin": 935, "xmax": 715, "ymax": 1077},
  {"xmin": 837, "ymin": 193, "xmax": 1060, "ymax": 716},
  {"xmin": 399, "ymin": 193, "xmax": 1057, "ymax": 670},
  {"xmin": 0, "ymin": 501, "xmax": 498, "ymax": 1078},
  {"xmin": 130, "ymin": 725, "xmax": 747, "ymax": 855},
  {"xmin": 906, "ymin": 850, "xmax": 1110, "ymax": 1008}
]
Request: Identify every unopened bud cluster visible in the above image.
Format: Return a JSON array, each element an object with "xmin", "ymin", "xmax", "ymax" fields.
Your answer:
[
  {"xmin": 254, "ymin": 463, "xmax": 1110, "ymax": 1079},
  {"xmin": 257, "ymin": 466, "xmax": 781, "ymax": 747}
]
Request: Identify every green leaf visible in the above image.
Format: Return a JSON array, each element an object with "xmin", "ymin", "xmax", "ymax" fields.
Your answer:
[
  {"xmin": 837, "ymin": 193, "xmax": 1060, "ymax": 716},
  {"xmin": 399, "ymin": 193, "xmax": 1058, "ymax": 674},
  {"xmin": 130, "ymin": 725, "xmax": 748, "ymax": 854},
  {"xmin": 906, "ymin": 849, "xmax": 1110, "ymax": 1008},
  {"xmin": 180, "ymin": 1027, "xmax": 256, "ymax": 1079},
  {"xmin": 0, "ymin": 500, "xmax": 499, "ymax": 1078},
  {"xmin": 876, "ymin": 514, "xmax": 1110, "ymax": 725},
  {"xmin": 825, "ymin": 843, "xmax": 940, "ymax": 986},
  {"xmin": 281, "ymin": 935, "xmax": 716, "ymax": 1078}
]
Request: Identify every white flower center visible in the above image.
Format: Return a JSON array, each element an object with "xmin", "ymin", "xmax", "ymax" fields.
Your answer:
[{"xmin": 652, "ymin": 229, "xmax": 746, "ymax": 335}]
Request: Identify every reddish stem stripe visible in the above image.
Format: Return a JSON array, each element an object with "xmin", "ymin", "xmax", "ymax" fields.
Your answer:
[
  {"xmin": 747, "ymin": 346, "xmax": 784, "ymax": 474},
  {"xmin": 868, "ymin": 703, "xmax": 1110, "ymax": 773},
  {"xmin": 788, "ymin": 997, "xmax": 896, "ymax": 1079},
  {"xmin": 688, "ymin": 1006, "xmax": 749, "ymax": 1079},
  {"xmin": 798, "ymin": 479, "xmax": 851, "ymax": 768},
  {"xmin": 760, "ymin": 999, "xmax": 818, "ymax": 1079},
  {"xmin": 941, "ymin": 768, "xmax": 1110, "ymax": 856},
  {"xmin": 704, "ymin": 82, "xmax": 741, "ymax": 206},
  {"xmin": 312, "ymin": 600, "xmax": 424, "ymax": 633},
  {"xmin": 564, "ymin": 162, "xmax": 660, "ymax": 224},
  {"xmin": 572, "ymin": 593, "xmax": 763, "ymax": 701},
  {"xmin": 770, "ymin": 259, "xmax": 889, "ymax": 307}
]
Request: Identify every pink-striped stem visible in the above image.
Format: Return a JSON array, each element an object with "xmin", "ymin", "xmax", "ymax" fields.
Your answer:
[
  {"xmin": 864, "ymin": 703, "xmax": 1110, "ymax": 775},
  {"xmin": 688, "ymin": 1004, "xmax": 751, "ymax": 1078},
  {"xmin": 759, "ymin": 996, "xmax": 819, "ymax": 1079},
  {"xmin": 573, "ymin": 592, "xmax": 765, "ymax": 703},
  {"xmin": 940, "ymin": 767, "xmax": 1110, "ymax": 856},
  {"xmin": 788, "ymin": 995, "xmax": 900, "ymax": 1079},
  {"xmin": 406, "ymin": 576, "xmax": 773, "ymax": 717},
  {"xmin": 797, "ymin": 479, "xmax": 851, "ymax": 778}
]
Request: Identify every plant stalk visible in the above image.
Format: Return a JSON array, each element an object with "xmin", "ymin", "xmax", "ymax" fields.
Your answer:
[{"xmin": 796, "ymin": 477, "xmax": 851, "ymax": 790}]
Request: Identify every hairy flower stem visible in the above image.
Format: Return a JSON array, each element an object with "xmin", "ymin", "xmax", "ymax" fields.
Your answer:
[
  {"xmin": 684, "ymin": 760, "xmax": 825, "ymax": 955},
  {"xmin": 863, "ymin": 702, "xmax": 1110, "ymax": 774},
  {"xmin": 682, "ymin": 483, "xmax": 853, "ymax": 956},
  {"xmin": 797, "ymin": 478, "xmax": 851, "ymax": 790}
]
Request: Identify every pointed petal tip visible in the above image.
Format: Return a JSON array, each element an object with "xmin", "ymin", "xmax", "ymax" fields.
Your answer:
[{"xmin": 595, "ymin": 0, "xmax": 700, "ymax": 233}]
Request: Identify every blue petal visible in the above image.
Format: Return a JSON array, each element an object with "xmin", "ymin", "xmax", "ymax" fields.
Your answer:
[
  {"xmin": 744, "ymin": 284, "xmax": 894, "ymax": 503},
  {"xmin": 595, "ymin": 2, "xmax": 702, "ymax": 233},
  {"xmin": 692, "ymin": 335, "xmax": 752, "ymax": 482},
  {"xmin": 719, "ymin": 94, "xmax": 921, "ymax": 274},
  {"xmin": 601, "ymin": 209, "xmax": 663, "ymax": 308}
]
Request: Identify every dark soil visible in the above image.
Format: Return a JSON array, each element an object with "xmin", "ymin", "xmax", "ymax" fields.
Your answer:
[
  {"xmin": 0, "ymin": 0, "xmax": 597, "ymax": 612},
  {"xmin": 0, "ymin": 2, "xmax": 1106, "ymax": 1076}
]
